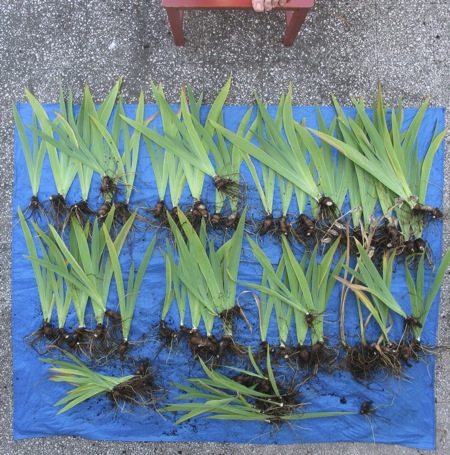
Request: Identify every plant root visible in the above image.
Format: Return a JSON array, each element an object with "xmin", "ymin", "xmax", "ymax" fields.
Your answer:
[
  {"xmin": 158, "ymin": 320, "xmax": 177, "ymax": 346},
  {"xmin": 413, "ymin": 238, "xmax": 426, "ymax": 253},
  {"xmin": 75, "ymin": 322, "xmax": 124, "ymax": 361},
  {"xmin": 275, "ymin": 216, "xmax": 297, "ymax": 240},
  {"xmin": 24, "ymin": 322, "xmax": 61, "ymax": 352},
  {"xmin": 100, "ymin": 175, "xmax": 117, "ymax": 198},
  {"xmin": 294, "ymin": 214, "xmax": 316, "ymax": 241},
  {"xmin": 108, "ymin": 359, "xmax": 160, "ymax": 408},
  {"xmin": 97, "ymin": 201, "xmax": 112, "ymax": 219},
  {"xmin": 218, "ymin": 305, "xmax": 249, "ymax": 335},
  {"xmin": 308, "ymin": 341, "xmax": 336, "ymax": 375},
  {"xmin": 117, "ymin": 339, "xmax": 129, "ymax": 361},
  {"xmin": 188, "ymin": 328, "xmax": 220, "ymax": 360},
  {"xmin": 360, "ymin": 400, "xmax": 374, "ymax": 415},
  {"xmin": 296, "ymin": 344, "xmax": 311, "ymax": 365},
  {"xmin": 396, "ymin": 339, "xmax": 438, "ymax": 367},
  {"xmin": 233, "ymin": 370, "xmax": 303, "ymax": 423},
  {"xmin": 29, "ymin": 195, "xmax": 41, "ymax": 211},
  {"xmin": 318, "ymin": 219, "xmax": 345, "ymax": 246},
  {"xmin": 170, "ymin": 206, "xmax": 181, "ymax": 226},
  {"xmin": 67, "ymin": 326, "xmax": 90, "ymax": 350},
  {"xmin": 383, "ymin": 221, "xmax": 404, "ymax": 249},
  {"xmin": 209, "ymin": 212, "xmax": 222, "ymax": 228},
  {"xmin": 68, "ymin": 200, "xmax": 95, "ymax": 225},
  {"xmin": 185, "ymin": 329, "xmax": 244, "ymax": 365},
  {"xmin": 152, "ymin": 200, "xmax": 167, "ymax": 220},
  {"xmin": 254, "ymin": 343, "xmax": 298, "ymax": 365},
  {"xmin": 105, "ymin": 309, "xmax": 122, "ymax": 326},
  {"xmin": 188, "ymin": 201, "xmax": 209, "ymax": 227},
  {"xmin": 266, "ymin": 341, "xmax": 333, "ymax": 374},
  {"xmin": 413, "ymin": 203, "xmax": 443, "ymax": 221},
  {"xmin": 259, "ymin": 214, "xmax": 275, "ymax": 236},
  {"xmin": 213, "ymin": 175, "xmax": 241, "ymax": 200},
  {"xmin": 317, "ymin": 196, "xmax": 339, "ymax": 222},
  {"xmin": 49, "ymin": 194, "xmax": 69, "ymax": 228},
  {"xmin": 272, "ymin": 345, "xmax": 299, "ymax": 363},
  {"xmin": 344, "ymin": 342, "xmax": 403, "ymax": 379},
  {"xmin": 344, "ymin": 344, "xmax": 380, "ymax": 380},
  {"xmin": 224, "ymin": 211, "xmax": 240, "ymax": 229},
  {"xmin": 234, "ymin": 372, "xmax": 274, "ymax": 394},
  {"xmin": 209, "ymin": 211, "xmax": 240, "ymax": 231},
  {"xmin": 23, "ymin": 195, "xmax": 47, "ymax": 221},
  {"xmin": 215, "ymin": 335, "xmax": 246, "ymax": 364},
  {"xmin": 113, "ymin": 202, "xmax": 133, "ymax": 225},
  {"xmin": 49, "ymin": 194, "xmax": 68, "ymax": 213}
]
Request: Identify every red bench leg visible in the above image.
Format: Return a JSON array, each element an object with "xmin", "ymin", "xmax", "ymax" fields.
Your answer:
[
  {"xmin": 283, "ymin": 9, "xmax": 309, "ymax": 46},
  {"xmin": 165, "ymin": 8, "xmax": 185, "ymax": 46}
]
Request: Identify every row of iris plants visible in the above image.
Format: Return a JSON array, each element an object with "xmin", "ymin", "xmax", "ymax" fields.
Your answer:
[{"xmin": 15, "ymin": 77, "xmax": 449, "ymax": 428}]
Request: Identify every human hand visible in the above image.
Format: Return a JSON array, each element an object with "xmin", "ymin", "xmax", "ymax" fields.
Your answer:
[{"xmin": 252, "ymin": 0, "xmax": 287, "ymax": 12}]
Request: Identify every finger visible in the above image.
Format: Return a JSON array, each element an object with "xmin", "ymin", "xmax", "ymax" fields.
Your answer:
[
  {"xmin": 252, "ymin": 0, "xmax": 264, "ymax": 12},
  {"xmin": 279, "ymin": 0, "xmax": 287, "ymax": 6},
  {"xmin": 264, "ymin": 0, "xmax": 273, "ymax": 11}
]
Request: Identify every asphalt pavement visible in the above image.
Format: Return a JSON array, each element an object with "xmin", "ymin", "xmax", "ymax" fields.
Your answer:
[{"xmin": 0, "ymin": 1, "xmax": 449, "ymax": 453}]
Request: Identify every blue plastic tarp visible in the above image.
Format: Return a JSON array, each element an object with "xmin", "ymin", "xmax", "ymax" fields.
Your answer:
[{"xmin": 12, "ymin": 102, "xmax": 445, "ymax": 448}]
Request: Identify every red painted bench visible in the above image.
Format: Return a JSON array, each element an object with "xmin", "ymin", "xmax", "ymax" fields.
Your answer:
[{"xmin": 162, "ymin": 0, "xmax": 314, "ymax": 47}]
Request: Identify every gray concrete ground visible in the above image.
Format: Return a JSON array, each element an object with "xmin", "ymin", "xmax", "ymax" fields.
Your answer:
[{"xmin": 1, "ymin": 0, "xmax": 449, "ymax": 453}]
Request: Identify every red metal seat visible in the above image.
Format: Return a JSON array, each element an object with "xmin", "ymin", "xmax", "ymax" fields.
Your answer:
[{"xmin": 162, "ymin": 0, "xmax": 314, "ymax": 47}]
